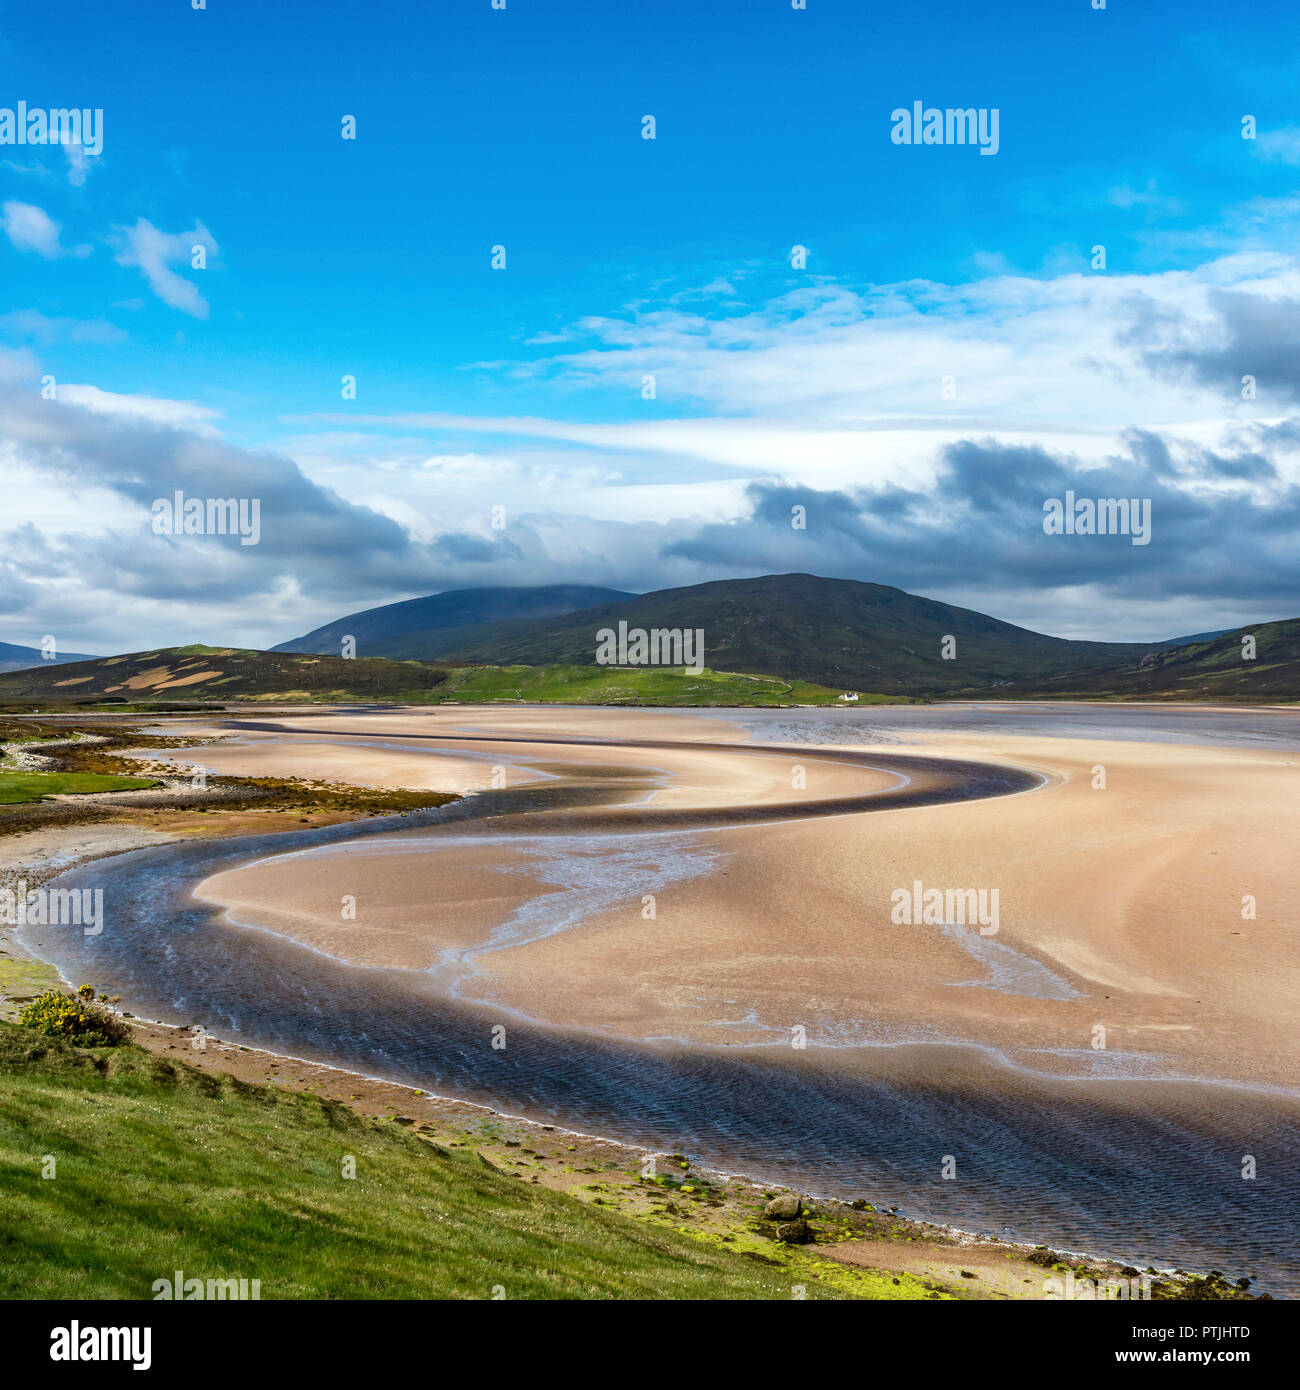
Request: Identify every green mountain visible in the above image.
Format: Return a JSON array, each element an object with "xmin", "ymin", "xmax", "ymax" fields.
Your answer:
[
  {"xmin": 273, "ymin": 585, "xmax": 635, "ymax": 659},
  {"xmin": 439, "ymin": 573, "xmax": 1163, "ymax": 696}
]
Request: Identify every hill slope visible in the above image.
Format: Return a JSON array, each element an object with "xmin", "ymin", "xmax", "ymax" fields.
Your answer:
[
  {"xmin": 0, "ymin": 646, "xmax": 454, "ymax": 703},
  {"xmin": 0, "ymin": 1024, "xmax": 868, "ymax": 1300},
  {"xmin": 274, "ymin": 585, "xmax": 635, "ymax": 659},
  {"xmin": 0, "ymin": 646, "xmax": 859, "ymax": 707},
  {"xmin": 0, "ymin": 640, "xmax": 99, "ymax": 675},
  {"xmin": 441, "ymin": 573, "xmax": 1160, "ymax": 696},
  {"xmin": 1004, "ymin": 618, "xmax": 1300, "ymax": 700}
]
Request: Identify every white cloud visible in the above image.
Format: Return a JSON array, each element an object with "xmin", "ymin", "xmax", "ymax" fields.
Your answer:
[
  {"xmin": 112, "ymin": 219, "xmax": 218, "ymax": 317},
  {"xmin": 1, "ymin": 201, "xmax": 89, "ymax": 259},
  {"xmin": 434, "ymin": 250, "xmax": 1300, "ymax": 430},
  {"xmin": 63, "ymin": 142, "xmax": 90, "ymax": 186},
  {"xmin": 56, "ymin": 383, "xmax": 223, "ymax": 432},
  {"xmin": 1254, "ymin": 126, "xmax": 1300, "ymax": 165},
  {"xmin": 1106, "ymin": 180, "xmax": 1185, "ymax": 216},
  {"xmin": 0, "ymin": 311, "xmax": 125, "ymax": 346}
]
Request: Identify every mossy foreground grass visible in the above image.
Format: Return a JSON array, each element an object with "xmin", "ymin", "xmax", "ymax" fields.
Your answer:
[
  {"xmin": 0, "ymin": 770, "xmax": 160, "ymax": 804},
  {"xmin": 0, "ymin": 1023, "xmax": 877, "ymax": 1301}
]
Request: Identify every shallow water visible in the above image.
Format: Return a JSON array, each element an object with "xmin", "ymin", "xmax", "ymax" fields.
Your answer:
[{"xmin": 718, "ymin": 701, "xmax": 1300, "ymax": 750}]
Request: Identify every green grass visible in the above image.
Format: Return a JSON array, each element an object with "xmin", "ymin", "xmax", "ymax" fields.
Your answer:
[
  {"xmin": 434, "ymin": 663, "xmax": 882, "ymax": 706},
  {"xmin": 0, "ymin": 770, "xmax": 161, "ymax": 804},
  {"xmin": 0, "ymin": 957, "xmax": 62, "ymax": 1021},
  {"xmin": 0, "ymin": 1024, "xmax": 860, "ymax": 1300}
]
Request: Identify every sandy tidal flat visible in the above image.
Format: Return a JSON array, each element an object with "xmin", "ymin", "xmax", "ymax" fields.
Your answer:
[{"xmin": 190, "ymin": 706, "xmax": 1300, "ymax": 1090}]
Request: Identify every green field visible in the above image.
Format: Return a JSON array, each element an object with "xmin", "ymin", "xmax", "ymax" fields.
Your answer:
[
  {"xmin": 0, "ymin": 1024, "xmax": 872, "ymax": 1300},
  {"xmin": 435, "ymin": 663, "xmax": 884, "ymax": 705},
  {"xmin": 0, "ymin": 771, "xmax": 161, "ymax": 804}
]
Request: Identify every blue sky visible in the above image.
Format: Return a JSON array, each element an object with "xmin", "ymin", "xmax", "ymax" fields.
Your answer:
[{"xmin": 4, "ymin": 0, "xmax": 1300, "ymax": 652}]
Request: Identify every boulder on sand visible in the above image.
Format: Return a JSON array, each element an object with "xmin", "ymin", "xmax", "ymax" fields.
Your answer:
[{"xmin": 764, "ymin": 1194, "xmax": 802, "ymax": 1220}]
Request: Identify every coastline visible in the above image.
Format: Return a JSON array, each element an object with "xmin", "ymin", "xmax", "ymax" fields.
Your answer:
[
  {"xmin": 4, "ymin": 820, "xmax": 1288, "ymax": 1297},
  {"xmin": 2, "ymin": 705, "xmax": 1291, "ymax": 1297},
  {"xmin": 3, "ymin": 913, "xmax": 1262, "ymax": 1301},
  {"xmin": 88, "ymin": 1011, "xmax": 1263, "ymax": 1301},
  {"xmin": 0, "ymin": 835, "xmax": 1126, "ymax": 1302}
]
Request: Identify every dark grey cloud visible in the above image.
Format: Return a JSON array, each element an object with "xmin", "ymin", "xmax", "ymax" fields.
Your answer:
[
  {"xmin": 431, "ymin": 532, "xmax": 522, "ymax": 563},
  {"xmin": 0, "ymin": 382, "xmax": 459, "ymax": 607},
  {"xmin": 664, "ymin": 428, "xmax": 1300, "ymax": 614},
  {"xmin": 1124, "ymin": 287, "xmax": 1300, "ymax": 404}
]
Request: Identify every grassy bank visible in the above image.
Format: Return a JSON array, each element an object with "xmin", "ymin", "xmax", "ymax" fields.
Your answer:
[
  {"xmin": 0, "ymin": 1017, "xmax": 1265, "ymax": 1302},
  {"xmin": 0, "ymin": 720, "xmax": 460, "ymax": 839},
  {"xmin": 0, "ymin": 770, "xmax": 162, "ymax": 804},
  {"xmin": 0, "ymin": 1023, "xmax": 898, "ymax": 1300}
]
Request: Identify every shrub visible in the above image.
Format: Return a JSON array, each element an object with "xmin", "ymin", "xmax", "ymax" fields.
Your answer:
[{"xmin": 18, "ymin": 989, "xmax": 132, "ymax": 1047}]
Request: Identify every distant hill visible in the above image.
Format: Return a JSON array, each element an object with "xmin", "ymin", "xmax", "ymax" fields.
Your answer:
[
  {"xmin": 7, "ymin": 579, "xmax": 1293, "ymax": 706},
  {"xmin": 439, "ymin": 573, "xmax": 1165, "ymax": 696},
  {"xmin": 0, "ymin": 646, "xmax": 453, "ymax": 703},
  {"xmin": 1001, "ymin": 618, "xmax": 1300, "ymax": 701},
  {"xmin": 274, "ymin": 585, "xmax": 635, "ymax": 659},
  {"xmin": 0, "ymin": 645, "xmax": 858, "ymax": 708},
  {"xmin": 0, "ymin": 640, "xmax": 99, "ymax": 675}
]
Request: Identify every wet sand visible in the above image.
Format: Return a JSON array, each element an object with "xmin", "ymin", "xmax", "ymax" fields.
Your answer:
[{"xmin": 189, "ymin": 707, "xmax": 1300, "ymax": 1091}]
